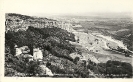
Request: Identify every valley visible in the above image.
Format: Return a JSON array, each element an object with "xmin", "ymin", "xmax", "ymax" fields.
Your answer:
[{"xmin": 5, "ymin": 13, "xmax": 133, "ymax": 78}]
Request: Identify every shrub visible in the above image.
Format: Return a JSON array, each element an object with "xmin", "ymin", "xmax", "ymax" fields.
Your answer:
[{"xmin": 73, "ymin": 57, "xmax": 80, "ymax": 64}]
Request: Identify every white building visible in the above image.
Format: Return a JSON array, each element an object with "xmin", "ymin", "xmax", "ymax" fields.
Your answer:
[
  {"xmin": 15, "ymin": 48, "xmax": 22, "ymax": 56},
  {"xmin": 33, "ymin": 48, "xmax": 43, "ymax": 61}
]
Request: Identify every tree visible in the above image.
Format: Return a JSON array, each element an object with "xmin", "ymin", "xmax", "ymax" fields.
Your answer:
[{"xmin": 73, "ymin": 57, "xmax": 80, "ymax": 64}]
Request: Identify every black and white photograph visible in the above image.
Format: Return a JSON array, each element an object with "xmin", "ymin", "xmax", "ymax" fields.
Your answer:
[{"xmin": 1, "ymin": 0, "xmax": 133, "ymax": 79}]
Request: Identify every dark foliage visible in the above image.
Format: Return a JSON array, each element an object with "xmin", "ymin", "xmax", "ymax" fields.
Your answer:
[
  {"xmin": 48, "ymin": 57, "xmax": 89, "ymax": 78},
  {"xmin": 5, "ymin": 53, "xmax": 39, "ymax": 76},
  {"xmin": 5, "ymin": 26, "xmax": 76, "ymax": 58},
  {"xmin": 87, "ymin": 60, "xmax": 133, "ymax": 78},
  {"xmin": 5, "ymin": 25, "xmax": 78, "ymax": 77}
]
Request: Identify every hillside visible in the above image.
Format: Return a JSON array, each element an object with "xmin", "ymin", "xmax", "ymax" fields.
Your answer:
[
  {"xmin": 5, "ymin": 13, "xmax": 91, "ymax": 77},
  {"xmin": 79, "ymin": 18, "xmax": 133, "ymax": 51},
  {"xmin": 5, "ymin": 13, "xmax": 133, "ymax": 78},
  {"xmin": 5, "ymin": 13, "xmax": 58, "ymax": 32}
]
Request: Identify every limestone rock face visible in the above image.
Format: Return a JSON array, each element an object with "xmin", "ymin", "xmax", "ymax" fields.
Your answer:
[
  {"xmin": 39, "ymin": 65, "xmax": 54, "ymax": 76},
  {"xmin": 5, "ymin": 13, "xmax": 59, "ymax": 32}
]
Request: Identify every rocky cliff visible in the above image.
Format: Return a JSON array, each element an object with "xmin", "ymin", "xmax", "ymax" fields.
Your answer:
[{"xmin": 5, "ymin": 13, "xmax": 58, "ymax": 32}]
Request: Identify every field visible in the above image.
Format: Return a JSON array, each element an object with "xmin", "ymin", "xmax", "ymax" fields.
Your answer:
[{"xmin": 71, "ymin": 16, "xmax": 133, "ymax": 51}]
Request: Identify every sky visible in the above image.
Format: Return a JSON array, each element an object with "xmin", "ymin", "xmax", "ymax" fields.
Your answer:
[{"xmin": 1, "ymin": 0, "xmax": 133, "ymax": 16}]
